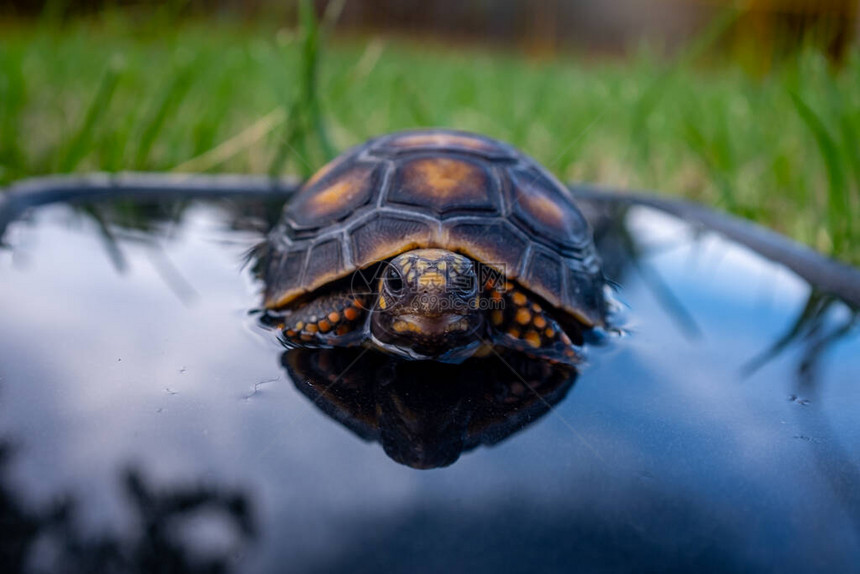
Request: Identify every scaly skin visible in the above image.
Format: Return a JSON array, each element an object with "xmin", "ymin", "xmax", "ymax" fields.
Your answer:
[
  {"xmin": 278, "ymin": 292, "xmax": 369, "ymax": 348},
  {"xmin": 485, "ymin": 281, "xmax": 583, "ymax": 365}
]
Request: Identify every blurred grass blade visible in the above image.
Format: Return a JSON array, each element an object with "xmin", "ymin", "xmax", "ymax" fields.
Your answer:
[
  {"xmin": 38, "ymin": 0, "xmax": 71, "ymax": 29},
  {"xmin": 0, "ymin": 50, "xmax": 28, "ymax": 182},
  {"xmin": 631, "ymin": 7, "xmax": 741, "ymax": 166},
  {"xmin": 134, "ymin": 64, "xmax": 195, "ymax": 169},
  {"xmin": 270, "ymin": 0, "xmax": 340, "ymax": 178},
  {"xmin": 394, "ymin": 74, "xmax": 433, "ymax": 126},
  {"xmin": 58, "ymin": 60, "xmax": 123, "ymax": 173},
  {"xmin": 173, "ymin": 108, "xmax": 286, "ymax": 173},
  {"xmin": 790, "ymin": 91, "xmax": 851, "ymax": 254},
  {"xmin": 300, "ymin": 0, "xmax": 334, "ymax": 162}
]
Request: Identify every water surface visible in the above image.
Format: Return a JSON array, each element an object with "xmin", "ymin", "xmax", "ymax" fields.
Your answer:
[{"xmin": 1, "ymin": 197, "xmax": 858, "ymax": 573}]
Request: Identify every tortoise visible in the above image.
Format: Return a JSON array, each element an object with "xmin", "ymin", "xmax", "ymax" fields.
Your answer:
[{"xmin": 254, "ymin": 129, "xmax": 607, "ymax": 365}]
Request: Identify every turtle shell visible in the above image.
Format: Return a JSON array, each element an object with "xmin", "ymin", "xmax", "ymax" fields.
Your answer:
[{"xmin": 257, "ymin": 129, "xmax": 606, "ymax": 326}]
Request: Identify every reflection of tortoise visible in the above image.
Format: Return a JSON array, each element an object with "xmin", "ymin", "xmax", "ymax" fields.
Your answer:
[
  {"xmin": 254, "ymin": 129, "xmax": 607, "ymax": 364},
  {"xmin": 284, "ymin": 348, "xmax": 578, "ymax": 469}
]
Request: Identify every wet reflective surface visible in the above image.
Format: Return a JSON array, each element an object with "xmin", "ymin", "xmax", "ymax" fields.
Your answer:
[{"xmin": 1, "ymin": 197, "xmax": 859, "ymax": 573}]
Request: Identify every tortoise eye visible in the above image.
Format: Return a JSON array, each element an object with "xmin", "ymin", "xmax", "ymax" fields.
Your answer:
[{"xmin": 385, "ymin": 267, "xmax": 404, "ymax": 296}]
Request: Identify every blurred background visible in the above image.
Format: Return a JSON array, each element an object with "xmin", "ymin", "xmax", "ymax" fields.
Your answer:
[{"xmin": 1, "ymin": 0, "xmax": 858, "ymax": 261}]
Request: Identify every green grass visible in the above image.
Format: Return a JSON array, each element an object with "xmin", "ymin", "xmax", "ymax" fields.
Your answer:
[{"xmin": 1, "ymin": 11, "xmax": 859, "ymax": 262}]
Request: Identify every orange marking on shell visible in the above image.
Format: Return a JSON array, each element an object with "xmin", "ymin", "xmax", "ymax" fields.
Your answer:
[
  {"xmin": 328, "ymin": 312, "xmax": 340, "ymax": 323},
  {"xmin": 406, "ymin": 158, "xmax": 484, "ymax": 198},
  {"xmin": 305, "ymin": 176, "xmax": 366, "ymax": 219},
  {"xmin": 318, "ymin": 319, "xmax": 332, "ymax": 333},
  {"xmin": 508, "ymin": 328, "xmax": 521, "ymax": 339},
  {"xmin": 301, "ymin": 334, "xmax": 314, "ymax": 342},
  {"xmin": 518, "ymin": 186, "xmax": 566, "ymax": 229},
  {"xmin": 512, "ymin": 292, "xmax": 527, "ymax": 306},
  {"xmin": 490, "ymin": 310, "xmax": 504, "ymax": 326},
  {"xmin": 545, "ymin": 328, "xmax": 555, "ymax": 338},
  {"xmin": 515, "ymin": 308, "xmax": 532, "ymax": 326},
  {"xmin": 531, "ymin": 303, "xmax": 542, "ymax": 313},
  {"xmin": 534, "ymin": 316, "xmax": 547, "ymax": 329},
  {"xmin": 336, "ymin": 325, "xmax": 351, "ymax": 336},
  {"xmin": 305, "ymin": 324, "xmax": 318, "ymax": 334},
  {"xmin": 305, "ymin": 156, "xmax": 341, "ymax": 187},
  {"xmin": 285, "ymin": 330, "xmax": 296, "ymax": 338},
  {"xmin": 295, "ymin": 321, "xmax": 305, "ymax": 330}
]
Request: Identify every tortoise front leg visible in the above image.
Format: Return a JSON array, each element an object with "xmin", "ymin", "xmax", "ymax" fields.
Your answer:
[
  {"xmin": 486, "ymin": 283, "xmax": 583, "ymax": 366},
  {"xmin": 274, "ymin": 292, "xmax": 370, "ymax": 348}
]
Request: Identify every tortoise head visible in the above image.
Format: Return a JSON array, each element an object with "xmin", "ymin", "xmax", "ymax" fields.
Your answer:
[{"xmin": 370, "ymin": 249, "xmax": 484, "ymax": 361}]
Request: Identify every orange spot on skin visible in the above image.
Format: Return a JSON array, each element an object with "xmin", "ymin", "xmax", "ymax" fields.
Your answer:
[
  {"xmin": 515, "ymin": 308, "xmax": 532, "ymax": 326},
  {"xmin": 508, "ymin": 328, "xmax": 521, "ymax": 339},
  {"xmin": 318, "ymin": 320, "xmax": 331, "ymax": 333},
  {"xmin": 328, "ymin": 312, "xmax": 340, "ymax": 323},
  {"xmin": 531, "ymin": 303, "xmax": 542, "ymax": 313},
  {"xmin": 534, "ymin": 316, "xmax": 547, "ymax": 329},
  {"xmin": 545, "ymin": 328, "xmax": 555, "ymax": 338},
  {"xmin": 512, "ymin": 292, "xmax": 527, "ymax": 306},
  {"xmin": 524, "ymin": 331, "xmax": 542, "ymax": 348},
  {"xmin": 344, "ymin": 307, "xmax": 359, "ymax": 321}
]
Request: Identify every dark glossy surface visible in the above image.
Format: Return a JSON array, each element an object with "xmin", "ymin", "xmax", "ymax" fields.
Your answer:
[{"xmin": 1, "ymin": 198, "xmax": 858, "ymax": 573}]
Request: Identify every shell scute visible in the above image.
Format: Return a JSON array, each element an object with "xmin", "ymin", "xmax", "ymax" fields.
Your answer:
[
  {"xmin": 506, "ymin": 165, "xmax": 591, "ymax": 254},
  {"xmin": 264, "ymin": 248, "xmax": 308, "ymax": 308},
  {"xmin": 349, "ymin": 212, "xmax": 436, "ymax": 268},
  {"xmin": 442, "ymin": 220, "xmax": 528, "ymax": 279},
  {"xmin": 524, "ymin": 249, "xmax": 565, "ymax": 309},
  {"xmin": 284, "ymin": 160, "xmax": 381, "ymax": 233},
  {"xmin": 388, "ymin": 155, "xmax": 501, "ymax": 217},
  {"xmin": 373, "ymin": 129, "xmax": 516, "ymax": 161}
]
